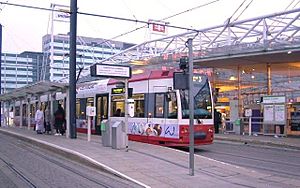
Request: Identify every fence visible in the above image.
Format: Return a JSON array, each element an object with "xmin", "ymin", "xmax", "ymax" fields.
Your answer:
[{"xmin": 223, "ymin": 117, "xmax": 286, "ymax": 136}]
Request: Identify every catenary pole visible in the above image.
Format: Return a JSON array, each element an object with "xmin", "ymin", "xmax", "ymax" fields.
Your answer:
[
  {"xmin": 69, "ymin": 0, "xmax": 77, "ymax": 138},
  {"xmin": 188, "ymin": 38, "xmax": 194, "ymax": 176},
  {"xmin": 0, "ymin": 24, "xmax": 2, "ymax": 127}
]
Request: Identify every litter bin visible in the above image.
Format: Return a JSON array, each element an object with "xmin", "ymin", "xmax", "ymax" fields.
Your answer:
[
  {"xmin": 234, "ymin": 118, "xmax": 241, "ymax": 135},
  {"xmin": 101, "ymin": 120, "xmax": 111, "ymax": 147},
  {"xmin": 111, "ymin": 121, "xmax": 125, "ymax": 149}
]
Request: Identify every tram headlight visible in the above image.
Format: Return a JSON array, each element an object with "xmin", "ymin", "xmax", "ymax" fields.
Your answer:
[{"xmin": 180, "ymin": 127, "xmax": 189, "ymax": 134}]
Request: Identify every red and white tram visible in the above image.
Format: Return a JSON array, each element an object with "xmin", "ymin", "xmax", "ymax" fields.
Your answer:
[{"xmin": 76, "ymin": 70, "xmax": 214, "ymax": 146}]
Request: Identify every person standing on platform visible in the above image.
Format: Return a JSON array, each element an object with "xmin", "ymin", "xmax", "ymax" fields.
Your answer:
[
  {"xmin": 54, "ymin": 104, "xmax": 65, "ymax": 136},
  {"xmin": 44, "ymin": 104, "xmax": 51, "ymax": 134},
  {"xmin": 35, "ymin": 105, "xmax": 44, "ymax": 134},
  {"xmin": 214, "ymin": 109, "xmax": 222, "ymax": 134}
]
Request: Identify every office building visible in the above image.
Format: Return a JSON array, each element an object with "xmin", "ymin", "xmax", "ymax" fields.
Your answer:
[
  {"xmin": 1, "ymin": 51, "xmax": 43, "ymax": 93},
  {"xmin": 42, "ymin": 34, "xmax": 135, "ymax": 82}
]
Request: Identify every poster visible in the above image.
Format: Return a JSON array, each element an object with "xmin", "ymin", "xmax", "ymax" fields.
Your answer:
[
  {"xmin": 263, "ymin": 105, "xmax": 274, "ymax": 122},
  {"xmin": 274, "ymin": 105, "xmax": 285, "ymax": 122}
]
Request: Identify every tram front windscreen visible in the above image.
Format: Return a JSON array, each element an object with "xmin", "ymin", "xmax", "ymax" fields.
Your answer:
[{"xmin": 180, "ymin": 75, "xmax": 212, "ymax": 119}]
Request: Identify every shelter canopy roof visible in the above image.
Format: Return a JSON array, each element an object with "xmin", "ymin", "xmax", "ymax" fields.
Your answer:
[{"xmin": 0, "ymin": 81, "xmax": 68, "ymax": 102}]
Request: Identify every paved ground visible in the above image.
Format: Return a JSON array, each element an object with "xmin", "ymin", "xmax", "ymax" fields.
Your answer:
[
  {"xmin": 215, "ymin": 133, "xmax": 300, "ymax": 150},
  {"xmin": 0, "ymin": 126, "xmax": 299, "ymax": 188}
]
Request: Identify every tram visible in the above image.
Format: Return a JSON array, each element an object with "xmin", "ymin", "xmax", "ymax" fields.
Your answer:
[
  {"xmin": 76, "ymin": 69, "xmax": 214, "ymax": 146},
  {"xmin": 12, "ymin": 69, "xmax": 214, "ymax": 146}
]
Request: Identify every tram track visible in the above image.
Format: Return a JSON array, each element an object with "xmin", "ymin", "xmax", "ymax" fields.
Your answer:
[
  {"xmin": 0, "ymin": 132, "xmax": 141, "ymax": 188},
  {"xmin": 21, "ymin": 144, "xmax": 113, "ymax": 188},
  {"xmin": 201, "ymin": 151, "xmax": 300, "ymax": 178},
  {"xmin": 0, "ymin": 155, "xmax": 37, "ymax": 188},
  {"xmin": 193, "ymin": 146, "xmax": 300, "ymax": 179}
]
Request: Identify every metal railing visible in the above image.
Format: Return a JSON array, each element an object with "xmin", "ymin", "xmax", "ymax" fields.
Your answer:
[{"xmin": 222, "ymin": 116, "xmax": 286, "ymax": 136}]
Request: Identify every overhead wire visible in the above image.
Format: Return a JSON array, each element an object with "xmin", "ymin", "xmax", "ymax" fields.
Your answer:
[
  {"xmin": 77, "ymin": 0, "xmax": 223, "ymax": 58},
  {"xmin": 121, "ymin": 0, "xmax": 138, "ymax": 21},
  {"xmin": 161, "ymin": 0, "xmax": 221, "ymax": 20},
  {"xmin": 292, "ymin": 0, "xmax": 300, "ymax": 8},
  {"xmin": 231, "ymin": 0, "xmax": 254, "ymax": 22},
  {"xmin": 73, "ymin": 0, "xmax": 224, "ymax": 80},
  {"xmin": 227, "ymin": 0, "xmax": 248, "ymax": 23},
  {"xmin": 285, "ymin": 0, "xmax": 297, "ymax": 11},
  {"xmin": 67, "ymin": 0, "xmax": 223, "ymax": 73},
  {"xmin": 269, "ymin": 0, "xmax": 300, "ymax": 32},
  {"xmin": 0, "ymin": 1, "xmax": 205, "ymax": 32},
  {"xmin": 0, "ymin": 0, "xmax": 9, "ymax": 12}
]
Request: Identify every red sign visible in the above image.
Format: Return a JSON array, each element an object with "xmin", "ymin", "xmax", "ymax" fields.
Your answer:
[{"xmin": 152, "ymin": 24, "xmax": 166, "ymax": 33}]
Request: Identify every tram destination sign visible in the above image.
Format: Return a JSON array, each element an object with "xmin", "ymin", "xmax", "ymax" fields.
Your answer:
[{"xmin": 90, "ymin": 64, "xmax": 132, "ymax": 78}]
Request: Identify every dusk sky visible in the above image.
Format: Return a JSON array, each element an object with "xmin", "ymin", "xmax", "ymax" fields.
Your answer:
[{"xmin": 0, "ymin": 0, "xmax": 299, "ymax": 53}]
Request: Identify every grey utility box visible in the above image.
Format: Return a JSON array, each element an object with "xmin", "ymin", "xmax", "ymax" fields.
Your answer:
[
  {"xmin": 111, "ymin": 121, "xmax": 126, "ymax": 149},
  {"xmin": 101, "ymin": 120, "xmax": 112, "ymax": 147}
]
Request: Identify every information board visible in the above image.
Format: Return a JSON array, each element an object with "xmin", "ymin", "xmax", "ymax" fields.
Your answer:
[
  {"xmin": 262, "ymin": 96, "xmax": 286, "ymax": 125},
  {"xmin": 263, "ymin": 105, "xmax": 274, "ymax": 122},
  {"xmin": 274, "ymin": 105, "xmax": 285, "ymax": 122},
  {"xmin": 90, "ymin": 64, "xmax": 131, "ymax": 78}
]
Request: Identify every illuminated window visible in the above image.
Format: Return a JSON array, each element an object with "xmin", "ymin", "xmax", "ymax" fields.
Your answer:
[{"xmin": 155, "ymin": 93, "xmax": 164, "ymax": 118}]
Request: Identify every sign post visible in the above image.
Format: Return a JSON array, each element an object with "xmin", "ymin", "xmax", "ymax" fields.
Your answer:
[
  {"xmin": 90, "ymin": 64, "xmax": 132, "ymax": 150},
  {"xmin": 187, "ymin": 38, "xmax": 194, "ymax": 176},
  {"xmin": 86, "ymin": 106, "xmax": 96, "ymax": 142},
  {"xmin": 245, "ymin": 109, "xmax": 252, "ymax": 136}
]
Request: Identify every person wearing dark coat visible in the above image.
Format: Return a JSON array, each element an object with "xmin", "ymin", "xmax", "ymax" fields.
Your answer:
[
  {"xmin": 54, "ymin": 104, "xmax": 65, "ymax": 136},
  {"xmin": 214, "ymin": 109, "xmax": 222, "ymax": 134}
]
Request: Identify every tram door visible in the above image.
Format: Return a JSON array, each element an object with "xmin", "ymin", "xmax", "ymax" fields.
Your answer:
[{"xmin": 95, "ymin": 94, "xmax": 109, "ymax": 135}]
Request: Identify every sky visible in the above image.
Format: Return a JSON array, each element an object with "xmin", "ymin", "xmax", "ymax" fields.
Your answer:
[{"xmin": 0, "ymin": 0, "xmax": 299, "ymax": 53}]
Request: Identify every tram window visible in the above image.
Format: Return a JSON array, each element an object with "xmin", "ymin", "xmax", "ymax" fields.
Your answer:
[
  {"xmin": 167, "ymin": 92, "xmax": 177, "ymax": 119},
  {"xmin": 111, "ymin": 96, "xmax": 125, "ymax": 117},
  {"xmin": 77, "ymin": 98, "xmax": 87, "ymax": 119},
  {"xmin": 87, "ymin": 97, "xmax": 94, "ymax": 106},
  {"xmin": 155, "ymin": 93, "xmax": 164, "ymax": 118},
  {"xmin": 133, "ymin": 94, "xmax": 145, "ymax": 117},
  {"xmin": 76, "ymin": 99, "xmax": 80, "ymax": 118}
]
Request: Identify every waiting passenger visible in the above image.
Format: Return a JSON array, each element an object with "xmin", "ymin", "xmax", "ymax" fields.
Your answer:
[
  {"xmin": 54, "ymin": 104, "xmax": 65, "ymax": 136},
  {"xmin": 214, "ymin": 109, "xmax": 222, "ymax": 134},
  {"xmin": 44, "ymin": 104, "xmax": 51, "ymax": 134},
  {"xmin": 114, "ymin": 108, "xmax": 121, "ymax": 117},
  {"xmin": 35, "ymin": 105, "xmax": 44, "ymax": 134}
]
